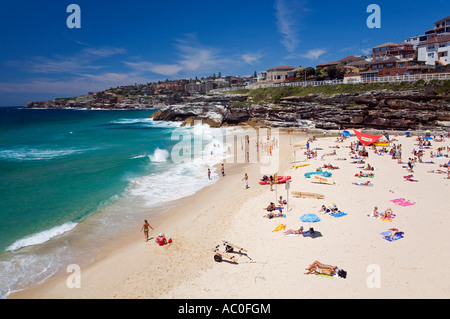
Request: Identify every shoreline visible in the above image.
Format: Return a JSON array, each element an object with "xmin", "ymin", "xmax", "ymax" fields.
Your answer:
[{"xmin": 9, "ymin": 129, "xmax": 450, "ymax": 299}]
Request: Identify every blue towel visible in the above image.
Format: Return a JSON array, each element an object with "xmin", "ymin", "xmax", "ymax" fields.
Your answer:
[
  {"xmin": 383, "ymin": 232, "xmax": 404, "ymax": 242},
  {"xmin": 331, "ymin": 212, "xmax": 347, "ymax": 218}
]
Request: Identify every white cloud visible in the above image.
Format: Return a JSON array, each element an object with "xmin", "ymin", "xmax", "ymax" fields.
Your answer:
[
  {"xmin": 6, "ymin": 46, "xmax": 126, "ymax": 75},
  {"xmin": 125, "ymin": 35, "xmax": 238, "ymax": 78},
  {"xmin": 275, "ymin": 0, "xmax": 301, "ymax": 53},
  {"xmin": 300, "ymin": 49, "xmax": 327, "ymax": 60},
  {"xmin": 240, "ymin": 53, "xmax": 263, "ymax": 65},
  {"xmin": 124, "ymin": 61, "xmax": 183, "ymax": 76}
]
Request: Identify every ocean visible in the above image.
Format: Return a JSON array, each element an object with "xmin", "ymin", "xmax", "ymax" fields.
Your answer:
[{"xmin": 0, "ymin": 107, "xmax": 226, "ymax": 298}]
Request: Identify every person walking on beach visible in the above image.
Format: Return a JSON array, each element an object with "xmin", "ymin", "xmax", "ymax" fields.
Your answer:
[
  {"xmin": 221, "ymin": 164, "xmax": 225, "ymax": 177},
  {"xmin": 242, "ymin": 173, "xmax": 249, "ymax": 189},
  {"xmin": 208, "ymin": 168, "xmax": 211, "ymax": 180},
  {"xmin": 140, "ymin": 220, "xmax": 154, "ymax": 242}
]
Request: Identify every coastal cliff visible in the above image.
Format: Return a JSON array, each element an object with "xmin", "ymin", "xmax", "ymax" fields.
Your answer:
[
  {"xmin": 151, "ymin": 81, "xmax": 450, "ymax": 131},
  {"xmin": 26, "ymin": 80, "xmax": 450, "ymax": 131}
]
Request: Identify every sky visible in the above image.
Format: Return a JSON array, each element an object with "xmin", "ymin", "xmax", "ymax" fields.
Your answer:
[{"xmin": 0, "ymin": 0, "xmax": 448, "ymax": 106}]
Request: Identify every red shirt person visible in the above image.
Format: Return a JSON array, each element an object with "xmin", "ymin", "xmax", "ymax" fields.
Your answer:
[{"xmin": 155, "ymin": 233, "xmax": 167, "ymax": 246}]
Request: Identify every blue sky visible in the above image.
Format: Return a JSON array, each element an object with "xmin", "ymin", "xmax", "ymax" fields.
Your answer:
[{"xmin": 0, "ymin": 0, "xmax": 448, "ymax": 106}]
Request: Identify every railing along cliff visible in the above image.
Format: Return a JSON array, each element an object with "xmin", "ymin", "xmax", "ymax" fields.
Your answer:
[{"xmin": 209, "ymin": 72, "xmax": 450, "ymax": 93}]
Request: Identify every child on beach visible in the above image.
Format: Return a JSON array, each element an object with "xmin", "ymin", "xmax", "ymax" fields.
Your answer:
[
  {"xmin": 140, "ymin": 220, "xmax": 154, "ymax": 242},
  {"xmin": 242, "ymin": 173, "xmax": 249, "ymax": 189}
]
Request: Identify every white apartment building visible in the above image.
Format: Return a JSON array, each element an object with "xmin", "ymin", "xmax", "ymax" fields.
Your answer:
[{"xmin": 417, "ymin": 34, "xmax": 450, "ymax": 66}]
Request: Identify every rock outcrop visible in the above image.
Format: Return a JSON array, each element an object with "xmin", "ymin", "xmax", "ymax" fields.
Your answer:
[{"xmin": 150, "ymin": 89, "xmax": 450, "ymax": 131}]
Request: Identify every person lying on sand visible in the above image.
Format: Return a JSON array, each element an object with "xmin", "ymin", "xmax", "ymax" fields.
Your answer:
[
  {"xmin": 284, "ymin": 226, "xmax": 303, "ymax": 235},
  {"xmin": 357, "ymin": 171, "xmax": 374, "ymax": 178},
  {"xmin": 352, "ymin": 181, "xmax": 373, "ymax": 186},
  {"xmin": 386, "ymin": 228, "xmax": 402, "ymax": 240},
  {"xmin": 323, "ymin": 163, "xmax": 339, "ymax": 169},
  {"xmin": 264, "ymin": 210, "xmax": 283, "ymax": 218},
  {"xmin": 318, "ymin": 205, "xmax": 331, "ymax": 214},
  {"xmin": 266, "ymin": 202, "xmax": 276, "ymax": 211},
  {"xmin": 304, "ymin": 261, "xmax": 347, "ymax": 278}
]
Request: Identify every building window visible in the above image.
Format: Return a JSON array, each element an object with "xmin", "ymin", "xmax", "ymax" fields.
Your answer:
[
  {"xmin": 378, "ymin": 65, "xmax": 383, "ymax": 69},
  {"xmin": 439, "ymin": 43, "xmax": 447, "ymax": 48},
  {"xmin": 372, "ymin": 65, "xmax": 377, "ymax": 70},
  {"xmin": 386, "ymin": 63, "xmax": 393, "ymax": 68},
  {"xmin": 428, "ymin": 53, "xmax": 434, "ymax": 58},
  {"xmin": 374, "ymin": 48, "xmax": 380, "ymax": 53},
  {"xmin": 428, "ymin": 45, "xmax": 434, "ymax": 50},
  {"xmin": 398, "ymin": 62, "xmax": 406, "ymax": 68}
]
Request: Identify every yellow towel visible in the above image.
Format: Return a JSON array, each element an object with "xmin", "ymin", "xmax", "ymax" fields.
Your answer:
[{"xmin": 272, "ymin": 224, "xmax": 286, "ymax": 232}]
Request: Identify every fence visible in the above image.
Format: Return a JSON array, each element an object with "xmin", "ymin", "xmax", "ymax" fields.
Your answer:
[{"xmin": 209, "ymin": 72, "xmax": 450, "ymax": 93}]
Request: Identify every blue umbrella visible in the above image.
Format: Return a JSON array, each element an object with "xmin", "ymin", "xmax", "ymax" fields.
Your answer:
[
  {"xmin": 424, "ymin": 136, "xmax": 433, "ymax": 140},
  {"xmin": 341, "ymin": 130, "xmax": 351, "ymax": 137},
  {"xmin": 300, "ymin": 213, "xmax": 321, "ymax": 223}
]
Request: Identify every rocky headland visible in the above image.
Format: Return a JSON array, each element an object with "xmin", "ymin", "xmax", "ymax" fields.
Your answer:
[{"xmin": 26, "ymin": 80, "xmax": 450, "ymax": 131}]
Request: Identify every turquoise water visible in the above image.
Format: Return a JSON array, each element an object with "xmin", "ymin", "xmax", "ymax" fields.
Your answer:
[{"xmin": 0, "ymin": 107, "xmax": 225, "ymax": 298}]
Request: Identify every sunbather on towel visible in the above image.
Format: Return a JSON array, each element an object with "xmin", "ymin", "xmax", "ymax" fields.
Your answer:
[
  {"xmin": 386, "ymin": 228, "xmax": 402, "ymax": 240},
  {"xmin": 264, "ymin": 210, "xmax": 283, "ymax": 218},
  {"xmin": 383, "ymin": 208, "xmax": 394, "ymax": 219},
  {"xmin": 266, "ymin": 202, "xmax": 276, "ymax": 211},
  {"xmin": 284, "ymin": 226, "xmax": 303, "ymax": 235},
  {"xmin": 352, "ymin": 181, "xmax": 373, "ymax": 186},
  {"xmin": 318, "ymin": 205, "xmax": 331, "ymax": 214},
  {"xmin": 304, "ymin": 261, "xmax": 347, "ymax": 278}
]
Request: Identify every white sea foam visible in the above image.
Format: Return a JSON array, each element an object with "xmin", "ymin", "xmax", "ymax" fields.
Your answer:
[
  {"xmin": 0, "ymin": 147, "xmax": 91, "ymax": 161},
  {"xmin": 149, "ymin": 148, "xmax": 170, "ymax": 162},
  {"xmin": 5, "ymin": 222, "xmax": 78, "ymax": 252},
  {"xmin": 111, "ymin": 118, "xmax": 182, "ymax": 128}
]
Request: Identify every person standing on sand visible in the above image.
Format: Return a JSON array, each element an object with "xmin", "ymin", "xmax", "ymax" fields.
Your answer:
[
  {"xmin": 221, "ymin": 164, "xmax": 225, "ymax": 177},
  {"xmin": 242, "ymin": 173, "xmax": 249, "ymax": 189},
  {"xmin": 208, "ymin": 168, "xmax": 211, "ymax": 180},
  {"xmin": 140, "ymin": 220, "xmax": 154, "ymax": 242}
]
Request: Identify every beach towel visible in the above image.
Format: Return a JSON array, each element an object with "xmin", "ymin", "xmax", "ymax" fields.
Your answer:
[
  {"xmin": 302, "ymin": 230, "xmax": 323, "ymax": 238},
  {"xmin": 272, "ymin": 224, "xmax": 286, "ymax": 232},
  {"xmin": 380, "ymin": 231, "xmax": 404, "ymax": 241},
  {"xmin": 331, "ymin": 212, "xmax": 347, "ymax": 218},
  {"xmin": 383, "ymin": 232, "xmax": 404, "ymax": 242},
  {"xmin": 316, "ymin": 273, "xmax": 334, "ymax": 278},
  {"xmin": 268, "ymin": 214, "xmax": 286, "ymax": 219},
  {"xmin": 404, "ymin": 175, "xmax": 418, "ymax": 182},
  {"xmin": 379, "ymin": 214, "xmax": 395, "ymax": 221},
  {"xmin": 354, "ymin": 182, "xmax": 373, "ymax": 187},
  {"xmin": 391, "ymin": 198, "xmax": 415, "ymax": 206},
  {"xmin": 397, "ymin": 201, "xmax": 415, "ymax": 206}
]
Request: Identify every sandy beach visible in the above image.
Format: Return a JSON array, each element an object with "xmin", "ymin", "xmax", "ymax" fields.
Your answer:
[{"xmin": 10, "ymin": 128, "xmax": 450, "ymax": 299}]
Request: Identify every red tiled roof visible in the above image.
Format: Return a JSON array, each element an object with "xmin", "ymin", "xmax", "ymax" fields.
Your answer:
[
  {"xmin": 338, "ymin": 56, "xmax": 364, "ymax": 63},
  {"xmin": 419, "ymin": 34, "xmax": 450, "ymax": 46},
  {"xmin": 316, "ymin": 61, "xmax": 339, "ymax": 67}
]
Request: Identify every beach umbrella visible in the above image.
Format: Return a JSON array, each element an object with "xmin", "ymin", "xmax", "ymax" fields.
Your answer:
[
  {"xmin": 341, "ymin": 130, "xmax": 351, "ymax": 137},
  {"xmin": 405, "ymin": 132, "xmax": 411, "ymax": 136},
  {"xmin": 425, "ymin": 130, "xmax": 431, "ymax": 136},
  {"xmin": 300, "ymin": 213, "xmax": 321, "ymax": 223},
  {"xmin": 424, "ymin": 136, "xmax": 433, "ymax": 140}
]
